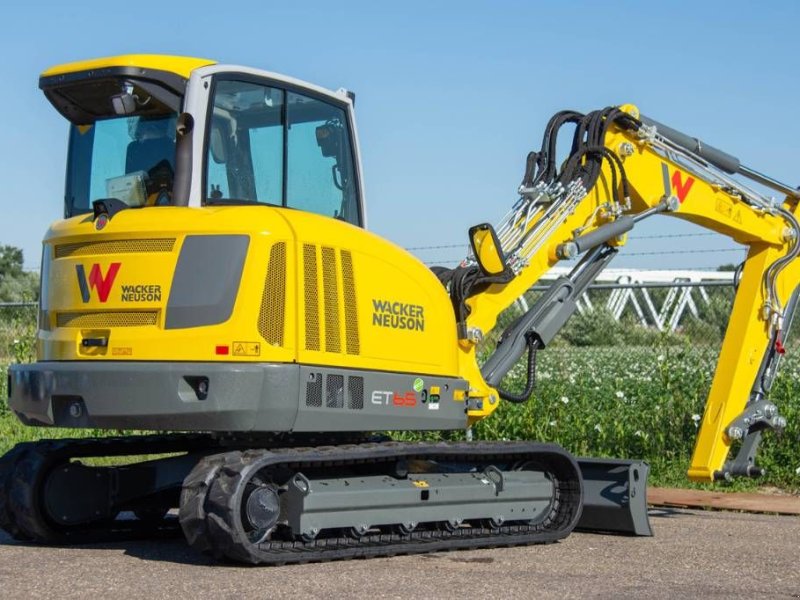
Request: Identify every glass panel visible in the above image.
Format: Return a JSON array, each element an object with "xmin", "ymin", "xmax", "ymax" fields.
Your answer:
[
  {"xmin": 204, "ymin": 79, "xmax": 360, "ymax": 226},
  {"xmin": 251, "ymin": 125, "xmax": 284, "ymax": 205},
  {"xmin": 286, "ymin": 92, "xmax": 359, "ymax": 224},
  {"xmin": 66, "ymin": 114, "xmax": 176, "ymax": 215},
  {"xmin": 205, "ymin": 80, "xmax": 284, "ymax": 204}
]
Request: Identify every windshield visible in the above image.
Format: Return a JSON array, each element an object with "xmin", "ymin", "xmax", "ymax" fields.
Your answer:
[{"xmin": 65, "ymin": 113, "xmax": 177, "ymax": 216}]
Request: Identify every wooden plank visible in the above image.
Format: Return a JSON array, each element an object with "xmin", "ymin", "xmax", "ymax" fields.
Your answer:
[{"xmin": 648, "ymin": 487, "xmax": 800, "ymax": 515}]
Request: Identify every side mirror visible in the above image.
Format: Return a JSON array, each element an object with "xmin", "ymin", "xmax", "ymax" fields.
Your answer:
[
  {"xmin": 176, "ymin": 112, "xmax": 194, "ymax": 137},
  {"xmin": 469, "ymin": 223, "xmax": 510, "ymax": 277},
  {"xmin": 315, "ymin": 122, "xmax": 342, "ymax": 159}
]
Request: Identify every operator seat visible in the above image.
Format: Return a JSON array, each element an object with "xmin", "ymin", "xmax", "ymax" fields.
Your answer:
[
  {"xmin": 125, "ymin": 117, "xmax": 176, "ymax": 203},
  {"xmin": 125, "ymin": 136, "xmax": 175, "ymax": 175}
]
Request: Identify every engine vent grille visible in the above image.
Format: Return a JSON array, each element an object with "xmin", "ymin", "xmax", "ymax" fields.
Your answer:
[
  {"xmin": 305, "ymin": 373, "xmax": 364, "ymax": 410},
  {"xmin": 326, "ymin": 374, "xmax": 344, "ymax": 408},
  {"xmin": 348, "ymin": 376, "xmax": 364, "ymax": 410},
  {"xmin": 257, "ymin": 242, "xmax": 286, "ymax": 346},
  {"xmin": 306, "ymin": 372, "xmax": 323, "ymax": 407},
  {"xmin": 321, "ymin": 247, "xmax": 341, "ymax": 353},
  {"xmin": 302, "ymin": 245, "xmax": 359, "ymax": 355},
  {"xmin": 55, "ymin": 238, "xmax": 175, "ymax": 258},
  {"xmin": 303, "ymin": 244, "xmax": 321, "ymax": 351},
  {"xmin": 340, "ymin": 250, "xmax": 360, "ymax": 355},
  {"xmin": 56, "ymin": 311, "xmax": 158, "ymax": 328}
]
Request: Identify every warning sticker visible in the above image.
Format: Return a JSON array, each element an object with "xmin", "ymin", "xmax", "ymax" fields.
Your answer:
[{"xmin": 232, "ymin": 341, "xmax": 261, "ymax": 357}]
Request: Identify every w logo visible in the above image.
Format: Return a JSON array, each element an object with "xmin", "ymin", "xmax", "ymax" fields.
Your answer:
[
  {"xmin": 76, "ymin": 263, "xmax": 121, "ymax": 303},
  {"xmin": 671, "ymin": 170, "xmax": 695, "ymax": 203},
  {"xmin": 661, "ymin": 163, "xmax": 695, "ymax": 204}
]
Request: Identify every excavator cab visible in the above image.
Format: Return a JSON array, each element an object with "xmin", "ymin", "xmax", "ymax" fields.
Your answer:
[{"xmin": 42, "ymin": 57, "xmax": 364, "ymax": 225}]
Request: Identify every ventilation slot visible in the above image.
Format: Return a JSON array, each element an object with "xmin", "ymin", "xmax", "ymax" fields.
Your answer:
[
  {"xmin": 56, "ymin": 311, "xmax": 158, "ymax": 328},
  {"xmin": 326, "ymin": 374, "xmax": 345, "ymax": 408},
  {"xmin": 321, "ymin": 247, "xmax": 341, "ymax": 353},
  {"xmin": 305, "ymin": 372, "xmax": 322, "ymax": 407},
  {"xmin": 55, "ymin": 238, "xmax": 175, "ymax": 258},
  {"xmin": 341, "ymin": 250, "xmax": 360, "ymax": 355},
  {"xmin": 303, "ymin": 244, "xmax": 320, "ymax": 351},
  {"xmin": 303, "ymin": 245, "xmax": 360, "ymax": 355},
  {"xmin": 347, "ymin": 376, "xmax": 364, "ymax": 410},
  {"xmin": 257, "ymin": 242, "xmax": 286, "ymax": 346}
]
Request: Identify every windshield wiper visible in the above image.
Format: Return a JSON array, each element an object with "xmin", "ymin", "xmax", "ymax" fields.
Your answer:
[{"xmin": 205, "ymin": 198, "xmax": 281, "ymax": 207}]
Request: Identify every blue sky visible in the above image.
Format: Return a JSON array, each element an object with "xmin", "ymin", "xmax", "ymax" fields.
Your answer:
[{"xmin": 1, "ymin": 0, "xmax": 797, "ymax": 271}]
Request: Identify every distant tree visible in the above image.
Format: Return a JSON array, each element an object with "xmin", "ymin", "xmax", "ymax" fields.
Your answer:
[
  {"xmin": 0, "ymin": 246, "xmax": 24, "ymax": 278},
  {"xmin": 558, "ymin": 307, "xmax": 624, "ymax": 346},
  {"xmin": 717, "ymin": 263, "xmax": 738, "ymax": 272},
  {"xmin": 0, "ymin": 245, "xmax": 39, "ymax": 302}
]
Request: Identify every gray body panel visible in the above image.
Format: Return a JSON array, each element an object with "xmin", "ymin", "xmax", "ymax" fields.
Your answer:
[
  {"xmin": 7, "ymin": 361, "xmax": 467, "ymax": 432},
  {"xmin": 165, "ymin": 235, "xmax": 249, "ymax": 329}
]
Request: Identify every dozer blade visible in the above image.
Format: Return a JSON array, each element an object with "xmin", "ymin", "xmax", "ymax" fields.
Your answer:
[{"xmin": 576, "ymin": 457, "xmax": 653, "ymax": 536}]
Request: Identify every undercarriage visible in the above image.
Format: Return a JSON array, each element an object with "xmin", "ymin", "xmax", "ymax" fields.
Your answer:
[{"xmin": 0, "ymin": 434, "xmax": 649, "ymax": 564}]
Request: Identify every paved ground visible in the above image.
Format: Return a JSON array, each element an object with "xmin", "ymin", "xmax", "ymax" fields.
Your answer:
[{"xmin": 0, "ymin": 508, "xmax": 798, "ymax": 599}]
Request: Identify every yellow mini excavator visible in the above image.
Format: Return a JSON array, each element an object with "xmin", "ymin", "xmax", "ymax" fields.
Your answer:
[{"xmin": 1, "ymin": 55, "xmax": 797, "ymax": 564}]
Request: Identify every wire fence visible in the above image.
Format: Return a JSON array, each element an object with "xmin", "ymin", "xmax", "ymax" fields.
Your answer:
[
  {"xmin": 0, "ymin": 275, "xmax": 751, "ymax": 356},
  {"xmin": 1, "ymin": 278, "xmax": 737, "ymax": 309},
  {"xmin": 405, "ymin": 231, "xmax": 748, "ymax": 269}
]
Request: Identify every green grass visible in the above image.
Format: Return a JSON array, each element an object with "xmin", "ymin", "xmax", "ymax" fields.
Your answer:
[{"xmin": 471, "ymin": 344, "xmax": 800, "ymax": 492}]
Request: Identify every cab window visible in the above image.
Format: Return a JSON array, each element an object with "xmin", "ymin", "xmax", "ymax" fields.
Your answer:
[
  {"xmin": 205, "ymin": 79, "xmax": 360, "ymax": 225},
  {"xmin": 66, "ymin": 113, "xmax": 177, "ymax": 214},
  {"xmin": 62, "ymin": 78, "xmax": 179, "ymax": 216}
]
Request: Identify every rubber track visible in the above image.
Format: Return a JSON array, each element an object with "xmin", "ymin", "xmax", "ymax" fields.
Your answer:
[
  {"xmin": 181, "ymin": 441, "xmax": 583, "ymax": 565},
  {"xmin": 2, "ymin": 434, "xmax": 219, "ymax": 544},
  {"xmin": 0, "ymin": 432, "xmax": 378, "ymax": 545},
  {"xmin": 0, "ymin": 443, "xmax": 33, "ymax": 541}
]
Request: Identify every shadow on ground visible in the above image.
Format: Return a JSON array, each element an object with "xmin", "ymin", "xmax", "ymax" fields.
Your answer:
[
  {"xmin": 0, "ymin": 508, "xmax": 683, "ymax": 566},
  {"xmin": 0, "ymin": 526, "xmax": 222, "ymax": 566}
]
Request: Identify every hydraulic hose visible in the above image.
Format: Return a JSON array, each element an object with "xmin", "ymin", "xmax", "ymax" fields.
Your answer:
[{"xmin": 498, "ymin": 335, "xmax": 538, "ymax": 403}]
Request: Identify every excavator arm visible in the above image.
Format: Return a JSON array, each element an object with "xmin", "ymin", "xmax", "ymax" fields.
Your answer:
[{"xmin": 450, "ymin": 104, "xmax": 800, "ymax": 482}]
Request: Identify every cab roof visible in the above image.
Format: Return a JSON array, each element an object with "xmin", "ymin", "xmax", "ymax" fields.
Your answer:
[
  {"xmin": 41, "ymin": 54, "xmax": 216, "ymax": 79},
  {"xmin": 40, "ymin": 55, "xmax": 218, "ymax": 124}
]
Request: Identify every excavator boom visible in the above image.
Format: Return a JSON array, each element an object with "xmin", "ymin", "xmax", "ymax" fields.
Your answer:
[{"xmin": 452, "ymin": 104, "xmax": 799, "ymax": 482}]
